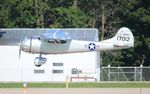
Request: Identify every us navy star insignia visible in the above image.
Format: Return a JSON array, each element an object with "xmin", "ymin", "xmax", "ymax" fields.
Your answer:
[{"xmin": 88, "ymin": 43, "xmax": 96, "ymax": 50}]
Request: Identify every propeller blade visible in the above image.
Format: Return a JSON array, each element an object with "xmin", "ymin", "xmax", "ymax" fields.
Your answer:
[
  {"xmin": 19, "ymin": 46, "xmax": 21, "ymax": 60},
  {"xmin": 19, "ymin": 36, "xmax": 28, "ymax": 60},
  {"xmin": 19, "ymin": 36, "xmax": 23, "ymax": 60}
]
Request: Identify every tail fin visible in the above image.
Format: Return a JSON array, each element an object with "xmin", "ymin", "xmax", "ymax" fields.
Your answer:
[
  {"xmin": 102, "ymin": 27, "xmax": 134, "ymax": 49},
  {"xmin": 113, "ymin": 27, "xmax": 134, "ymax": 48}
]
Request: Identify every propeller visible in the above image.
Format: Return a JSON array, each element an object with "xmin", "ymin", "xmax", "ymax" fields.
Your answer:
[
  {"xmin": 19, "ymin": 36, "xmax": 29, "ymax": 60},
  {"xmin": 19, "ymin": 44, "xmax": 22, "ymax": 60},
  {"xmin": 19, "ymin": 37, "xmax": 23, "ymax": 60}
]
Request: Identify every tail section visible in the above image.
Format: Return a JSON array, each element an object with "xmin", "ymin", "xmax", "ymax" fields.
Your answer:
[{"xmin": 102, "ymin": 27, "xmax": 134, "ymax": 49}]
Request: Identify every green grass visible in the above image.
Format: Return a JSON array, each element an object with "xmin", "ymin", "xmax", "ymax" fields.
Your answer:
[
  {"xmin": 0, "ymin": 82, "xmax": 150, "ymax": 88},
  {"xmin": 28, "ymin": 83, "xmax": 66, "ymax": 88},
  {"xmin": 0, "ymin": 83, "xmax": 22, "ymax": 88}
]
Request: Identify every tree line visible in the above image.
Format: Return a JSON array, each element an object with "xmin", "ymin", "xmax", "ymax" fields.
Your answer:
[{"xmin": 0, "ymin": 0, "xmax": 150, "ymax": 66}]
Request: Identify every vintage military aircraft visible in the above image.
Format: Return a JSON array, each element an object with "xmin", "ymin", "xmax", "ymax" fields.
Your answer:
[{"xmin": 19, "ymin": 27, "xmax": 134, "ymax": 67}]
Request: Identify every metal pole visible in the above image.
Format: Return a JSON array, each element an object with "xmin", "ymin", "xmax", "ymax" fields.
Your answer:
[
  {"xmin": 140, "ymin": 64, "xmax": 143, "ymax": 81},
  {"xmin": 108, "ymin": 65, "xmax": 111, "ymax": 81},
  {"xmin": 134, "ymin": 67, "xmax": 136, "ymax": 81},
  {"xmin": 101, "ymin": 67, "xmax": 103, "ymax": 81}
]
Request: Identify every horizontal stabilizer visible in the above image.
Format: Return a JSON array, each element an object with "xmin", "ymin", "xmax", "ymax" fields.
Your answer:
[{"xmin": 113, "ymin": 43, "xmax": 133, "ymax": 47}]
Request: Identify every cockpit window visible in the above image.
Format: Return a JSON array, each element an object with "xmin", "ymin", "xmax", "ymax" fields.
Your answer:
[{"xmin": 41, "ymin": 29, "xmax": 71, "ymax": 40}]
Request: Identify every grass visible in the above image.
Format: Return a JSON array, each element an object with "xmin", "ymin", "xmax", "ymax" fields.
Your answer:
[
  {"xmin": 0, "ymin": 82, "xmax": 150, "ymax": 88},
  {"xmin": 0, "ymin": 83, "xmax": 22, "ymax": 88}
]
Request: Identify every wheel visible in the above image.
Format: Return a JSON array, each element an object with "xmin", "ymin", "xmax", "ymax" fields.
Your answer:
[{"xmin": 35, "ymin": 64, "xmax": 41, "ymax": 67}]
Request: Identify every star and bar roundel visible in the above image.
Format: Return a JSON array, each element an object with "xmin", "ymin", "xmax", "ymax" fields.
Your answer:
[{"xmin": 88, "ymin": 43, "xmax": 96, "ymax": 50}]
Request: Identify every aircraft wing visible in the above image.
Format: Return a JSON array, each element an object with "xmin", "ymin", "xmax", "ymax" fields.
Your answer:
[{"xmin": 40, "ymin": 29, "xmax": 71, "ymax": 43}]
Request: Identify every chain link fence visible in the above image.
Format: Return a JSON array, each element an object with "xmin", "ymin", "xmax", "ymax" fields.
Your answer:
[{"xmin": 101, "ymin": 65, "xmax": 150, "ymax": 81}]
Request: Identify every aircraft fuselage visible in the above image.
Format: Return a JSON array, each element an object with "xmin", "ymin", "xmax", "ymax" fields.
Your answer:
[{"xmin": 21, "ymin": 37, "xmax": 131, "ymax": 54}]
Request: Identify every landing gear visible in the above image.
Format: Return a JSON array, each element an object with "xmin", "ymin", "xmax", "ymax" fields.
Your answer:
[
  {"xmin": 34, "ymin": 54, "xmax": 47, "ymax": 67},
  {"xmin": 35, "ymin": 64, "xmax": 41, "ymax": 67}
]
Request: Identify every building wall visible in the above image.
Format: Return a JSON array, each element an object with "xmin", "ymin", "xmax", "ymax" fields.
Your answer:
[{"xmin": 0, "ymin": 46, "xmax": 100, "ymax": 82}]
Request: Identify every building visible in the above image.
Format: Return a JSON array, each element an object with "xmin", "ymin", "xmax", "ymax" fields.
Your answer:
[{"xmin": 0, "ymin": 28, "xmax": 100, "ymax": 82}]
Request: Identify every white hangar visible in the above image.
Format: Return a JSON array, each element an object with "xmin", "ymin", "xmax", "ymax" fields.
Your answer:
[{"xmin": 0, "ymin": 28, "xmax": 100, "ymax": 82}]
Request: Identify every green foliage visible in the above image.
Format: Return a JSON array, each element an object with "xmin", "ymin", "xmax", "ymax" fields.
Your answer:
[
  {"xmin": 0, "ymin": 0, "xmax": 16, "ymax": 27},
  {"xmin": 119, "ymin": 0, "xmax": 150, "ymax": 66},
  {"xmin": 14, "ymin": 0, "xmax": 36, "ymax": 27},
  {"xmin": 102, "ymin": 51, "xmax": 123, "ymax": 66},
  {"xmin": 54, "ymin": 7, "xmax": 90, "ymax": 28}
]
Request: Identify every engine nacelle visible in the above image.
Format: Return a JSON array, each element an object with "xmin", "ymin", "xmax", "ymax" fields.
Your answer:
[{"xmin": 34, "ymin": 57, "xmax": 47, "ymax": 67}]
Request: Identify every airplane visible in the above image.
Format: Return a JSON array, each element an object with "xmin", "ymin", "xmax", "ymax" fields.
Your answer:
[{"xmin": 19, "ymin": 27, "xmax": 134, "ymax": 67}]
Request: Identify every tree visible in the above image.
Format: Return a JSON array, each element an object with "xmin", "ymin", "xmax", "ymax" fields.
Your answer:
[
  {"xmin": 46, "ymin": 0, "xmax": 91, "ymax": 28},
  {"xmin": 118, "ymin": 0, "xmax": 150, "ymax": 66},
  {"xmin": 14, "ymin": 0, "xmax": 36, "ymax": 27},
  {"xmin": 53, "ymin": 7, "xmax": 90, "ymax": 28},
  {"xmin": 34, "ymin": 0, "xmax": 49, "ymax": 27},
  {"xmin": 0, "ymin": 0, "xmax": 16, "ymax": 27}
]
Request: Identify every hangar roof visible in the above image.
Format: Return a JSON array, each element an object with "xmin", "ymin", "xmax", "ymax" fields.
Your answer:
[{"xmin": 0, "ymin": 28, "xmax": 99, "ymax": 46}]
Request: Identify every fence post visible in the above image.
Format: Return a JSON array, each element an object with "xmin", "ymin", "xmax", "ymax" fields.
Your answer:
[
  {"xmin": 108, "ymin": 65, "xmax": 111, "ymax": 81},
  {"xmin": 134, "ymin": 67, "xmax": 137, "ymax": 81},
  {"xmin": 140, "ymin": 64, "xmax": 143, "ymax": 81},
  {"xmin": 101, "ymin": 67, "xmax": 103, "ymax": 81}
]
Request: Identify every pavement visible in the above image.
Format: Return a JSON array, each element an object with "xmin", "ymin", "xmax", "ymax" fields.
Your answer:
[{"xmin": 0, "ymin": 88, "xmax": 150, "ymax": 94}]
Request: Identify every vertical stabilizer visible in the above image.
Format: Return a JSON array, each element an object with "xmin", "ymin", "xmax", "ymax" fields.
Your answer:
[{"xmin": 101, "ymin": 27, "xmax": 134, "ymax": 49}]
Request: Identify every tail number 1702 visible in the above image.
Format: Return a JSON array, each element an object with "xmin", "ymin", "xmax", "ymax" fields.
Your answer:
[{"xmin": 117, "ymin": 36, "xmax": 130, "ymax": 42}]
